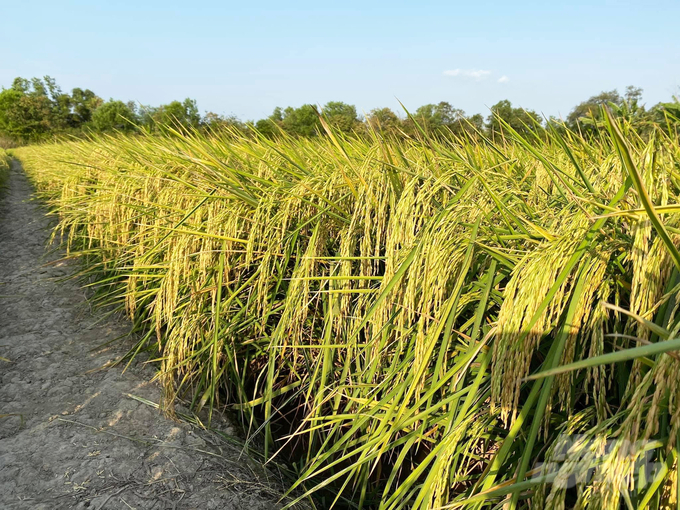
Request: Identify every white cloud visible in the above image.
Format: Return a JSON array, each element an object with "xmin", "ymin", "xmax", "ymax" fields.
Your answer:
[
  {"xmin": 498, "ymin": 75, "xmax": 510, "ymax": 83},
  {"xmin": 443, "ymin": 69, "xmax": 492, "ymax": 80}
]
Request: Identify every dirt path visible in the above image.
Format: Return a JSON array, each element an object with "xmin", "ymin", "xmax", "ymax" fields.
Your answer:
[{"xmin": 0, "ymin": 161, "xmax": 285, "ymax": 509}]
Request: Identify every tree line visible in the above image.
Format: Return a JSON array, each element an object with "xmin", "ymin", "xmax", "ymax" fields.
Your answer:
[{"xmin": 1, "ymin": 75, "xmax": 679, "ymax": 146}]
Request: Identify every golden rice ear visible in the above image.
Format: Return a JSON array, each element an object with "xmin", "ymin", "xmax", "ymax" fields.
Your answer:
[{"xmin": 0, "ymin": 149, "xmax": 10, "ymax": 182}]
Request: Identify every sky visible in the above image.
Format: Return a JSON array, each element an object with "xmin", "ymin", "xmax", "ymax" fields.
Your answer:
[{"xmin": 2, "ymin": 0, "xmax": 679, "ymax": 122}]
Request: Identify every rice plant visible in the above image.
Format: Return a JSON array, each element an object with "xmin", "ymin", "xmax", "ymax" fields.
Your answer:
[
  {"xmin": 12, "ymin": 112, "xmax": 680, "ymax": 509},
  {"xmin": 0, "ymin": 148, "xmax": 11, "ymax": 190}
]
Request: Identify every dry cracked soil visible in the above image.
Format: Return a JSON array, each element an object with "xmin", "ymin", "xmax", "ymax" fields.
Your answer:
[{"xmin": 0, "ymin": 161, "xmax": 293, "ymax": 510}]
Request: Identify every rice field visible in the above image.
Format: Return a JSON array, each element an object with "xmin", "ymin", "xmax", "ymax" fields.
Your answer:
[
  {"xmin": 0, "ymin": 148, "xmax": 10, "ymax": 175},
  {"xmin": 12, "ymin": 113, "xmax": 680, "ymax": 509}
]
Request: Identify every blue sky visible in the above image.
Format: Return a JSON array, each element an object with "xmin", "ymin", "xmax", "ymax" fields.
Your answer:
[{"xmin": 2, "ymin": 0, "xmax": 679, "ymax": 121}]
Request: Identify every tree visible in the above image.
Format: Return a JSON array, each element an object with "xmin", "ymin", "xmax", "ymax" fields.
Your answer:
[
  {"xmin": 91, "ymin": 100, "xmax": 138, "ymax": 132},
  {"xmin": 487, "ymin": 100, "xmax": 543, "ymax": 139},
  {"xmin": 624, "ymin": 86, "xmax": 643, "ymax": 105},
  {"xmin": 29, "ymin": 77, "xmax": 48, "ymax": 97},
  {"xmin": 254, "ymin": 107, "xmax": 285, "ymax": 138},
  {"xmin": 280, "ymin": 104, "xmax": 321, "ymax": 137},
  {"xmin": 0, "ymin": 76, "xmax": 108, "ymax": 140},
  {"xmin": 254, "ymin": 119, "xmax": 278, "ymax": 137},
  {"xmin": 428, "ymin": 102, "xmax": 464, "ymax": 127},
  {"xmin": 270, "ymin": 107, "xmax": 284, "ymax": 122},
  {"xmin": 137, "ymin": 105, "xmax": 158, "ymax": 129},
  {"xmin": 466, "ymin": 113, "xmax": 485, "ymax": 134},
  {"xmin": 410, "ymin": 102, "xmax": 457, "ymax": 133},
  {"xmin": 566, "ymin": 87, "xmax": 647, "ymax": 133},
  {"xmin": 11, "ymin": 77, "xmax": 30, "ymax": 93},
  {"xmin": 366, "ymin": 107, "xmax": 403, "ymax": 136},
  {"xmin": 202, "ymin": 112, "xmax": 246, "ymax": 133},
  {"xmin": 71, "ymin": 88, "xmax": 102, "ymax": 125},
  {"xmin": 0, "ymin": 87, "xmax": 53, "ymax": 141},
  {"xmin": 41, "ymin": 76, "xmax": 73, "ymax": 130},
  {"xmin": 406, "ymin": 102, "xmax": 480, "ymax": 138},
  {"xmin": 322, "ymin": 101, "xmax": 360, "ymax": 134},
  {"xmin": 153, "ymin": 98, "xmax": 201, "ymax": 131},
  {"xmin": 566, "ymin": 90, "xmax": 623, "ymax": 130},
  {"xmin": 546, "ymin": 116, "xmax": 569, "ymax": 137}
]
